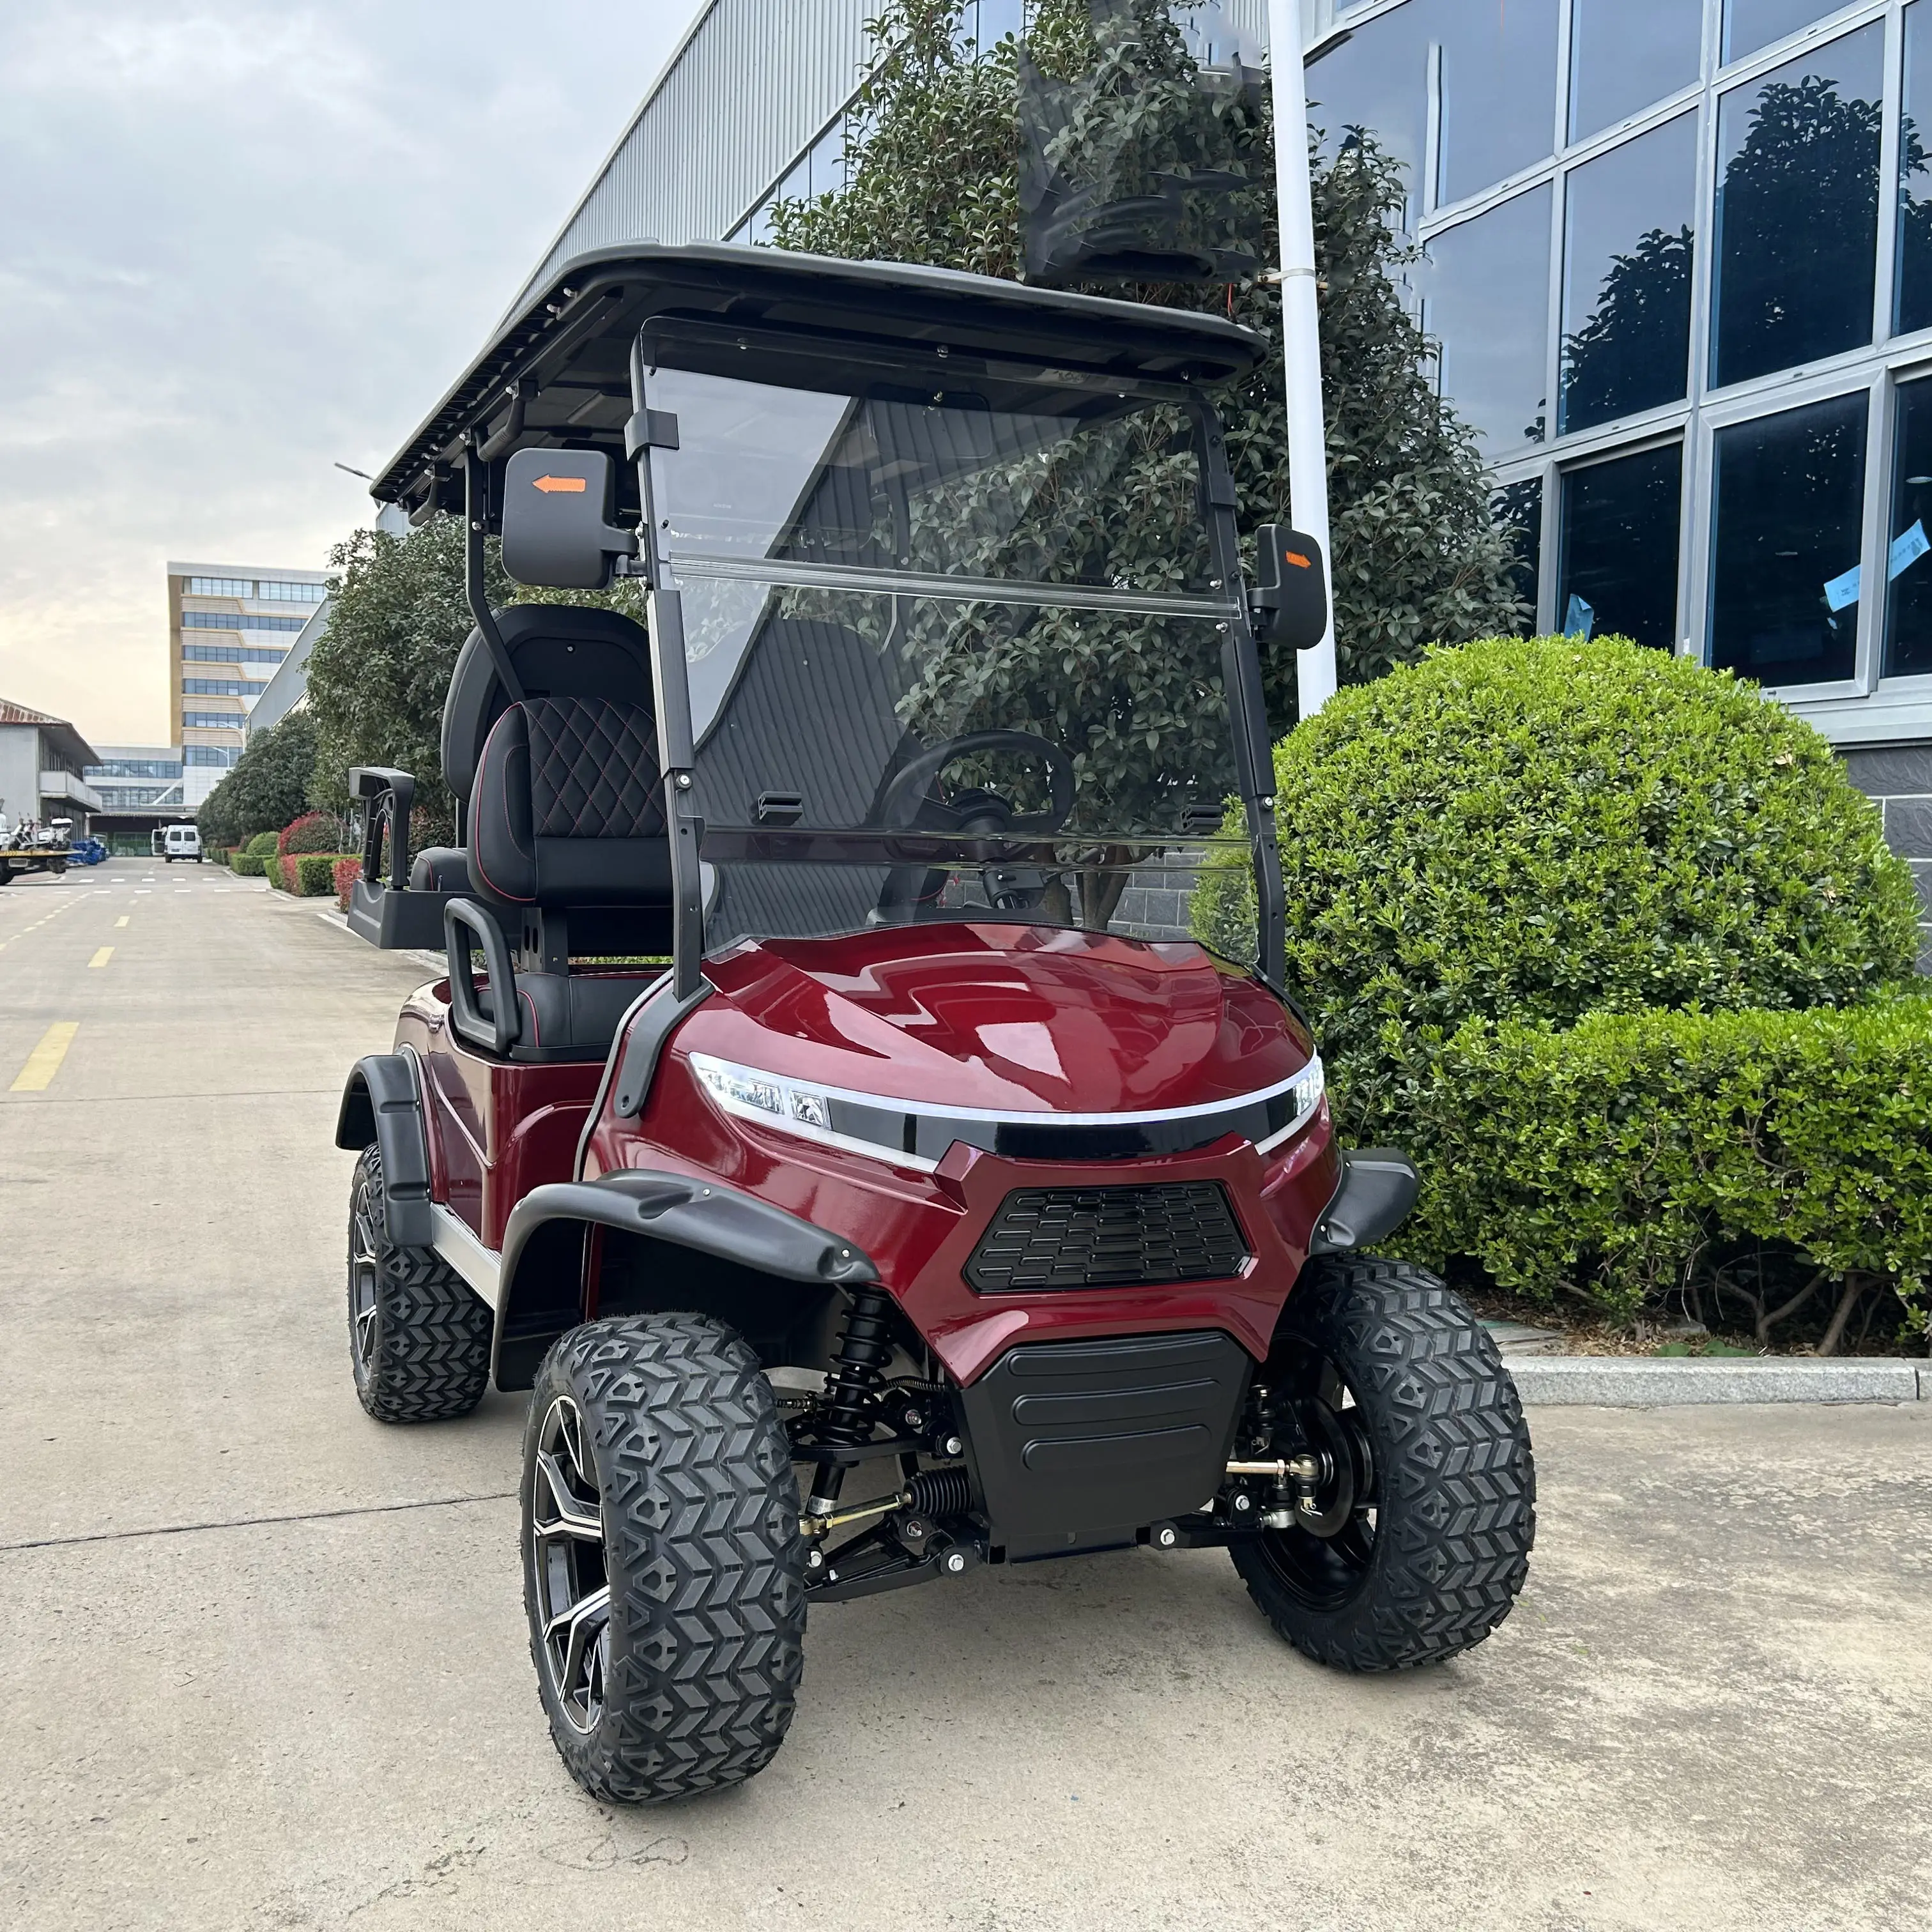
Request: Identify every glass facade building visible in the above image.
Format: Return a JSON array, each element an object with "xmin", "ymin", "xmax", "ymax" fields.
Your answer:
[
  {"xmin": 1314, "ymin": 0, "xmax": 1932, "ymax": 748},
  {"xmin": 165, "ymin": 561, "xmax": 328, "ymax": 806}
]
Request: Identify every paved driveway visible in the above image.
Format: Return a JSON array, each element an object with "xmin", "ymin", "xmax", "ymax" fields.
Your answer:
[{"xmin": 1, "ymin": 860, "xmax": 1927, "ymax": 1930}]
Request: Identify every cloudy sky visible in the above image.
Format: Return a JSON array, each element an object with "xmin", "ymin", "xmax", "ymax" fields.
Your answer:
[{"xmin": 0, "ymin": 0, "xmax": 707, "ymax": 746}]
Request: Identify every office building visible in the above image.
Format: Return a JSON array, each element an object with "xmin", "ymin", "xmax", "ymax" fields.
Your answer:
[{"xmin": 165, "ymin": 562, "xmax": 328, "ymax": 807}]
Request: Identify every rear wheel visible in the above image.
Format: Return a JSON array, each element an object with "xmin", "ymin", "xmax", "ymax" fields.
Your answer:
[
  {"xmin": 523, "ymin": 1313, "xmax": 807, "ymax": 1804},
  {"xmin": 346, "ymin": 1145, "xmax": 491, "ymax": 1422},
  {"xmin": 1230, "ymin": 1254, "xmax": 1535, "ymax": 1671}
]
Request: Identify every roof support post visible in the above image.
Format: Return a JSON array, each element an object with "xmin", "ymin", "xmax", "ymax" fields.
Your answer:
[{"xmin": 1267, "ymin": 0, "xmax": 1337, "ymax": 718}]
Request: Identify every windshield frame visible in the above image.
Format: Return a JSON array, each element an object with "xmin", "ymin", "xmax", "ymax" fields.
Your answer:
[{"xmin": 624, "ymin": 325, "xmax": 1285, "ymax": 998}]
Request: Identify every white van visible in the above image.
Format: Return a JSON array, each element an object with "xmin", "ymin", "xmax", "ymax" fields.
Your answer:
[{"xmin": 163, "ymin": 824, "xmax": 202, "ymax": 864}]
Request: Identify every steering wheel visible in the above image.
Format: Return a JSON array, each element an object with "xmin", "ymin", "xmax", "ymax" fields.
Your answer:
[{"xmin": 875, "ymin": 730, "xmax": 1077, "ymax": 836}]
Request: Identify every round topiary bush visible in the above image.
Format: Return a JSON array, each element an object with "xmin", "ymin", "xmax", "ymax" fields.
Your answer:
[
  {"xmin": 278, "ymin": 810, "xmax": 345, "ymax": 857},
  {"xmin": 245, "ymin": 831, "xmax": 281, "ymax": 858},
  {"xmin": 1193, "ymin": 636, "xmax": 1920, "ymax": 1112}
]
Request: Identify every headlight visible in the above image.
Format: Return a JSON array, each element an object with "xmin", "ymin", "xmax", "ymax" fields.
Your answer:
[
  {"xmin": 689, "ymin": 1052, "xmax": 926, "ymax": 1170},
  {"xmin": 1255, "ymin": 1054, "xmax": 1324, "ymax": 1156}
]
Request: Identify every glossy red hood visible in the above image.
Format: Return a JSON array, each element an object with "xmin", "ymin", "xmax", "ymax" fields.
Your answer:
[{"xmin": 684, "ymin": 923, "xmax": 1312, "ymax": 1116}]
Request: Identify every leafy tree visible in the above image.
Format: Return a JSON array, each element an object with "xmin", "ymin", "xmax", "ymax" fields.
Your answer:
[
  {"xmin": 771, "ymin": 0, "xmax": 1524, "ymax": 712},
  {"xmin": 303, "ymin": 516, "xmax": 643, "ymax": 840},
  {"xmin": 197, "ymin": 709, "xmax": 318, "ymax": 849}
]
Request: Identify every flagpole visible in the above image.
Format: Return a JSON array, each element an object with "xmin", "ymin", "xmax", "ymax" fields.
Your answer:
[{"xmin": 1266, "ymin": 0, "xmax": 1337, "ymax": 714}]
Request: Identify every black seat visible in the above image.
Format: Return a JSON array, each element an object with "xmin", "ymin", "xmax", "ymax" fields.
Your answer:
[
  {"xmin": 437, "ymin": 604, "xmax": 673, "ymax": 1063},
  {"xmin": 695, "ymin": 615, "xmax": 914, "ymax": 944}
]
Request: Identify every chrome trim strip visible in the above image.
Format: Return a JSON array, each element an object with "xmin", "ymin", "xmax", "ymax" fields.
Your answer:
[
  {"xmin": 430, "ymin": 1202, "xmax": 502, "ymax": 1310},
  {"xmin": 664, "ymin": 551, "xmax": 1244, "ymax": 620},
  {"xmin": 689, "ymin": 1050, "xmax": 1321, "ymax": 1127}
]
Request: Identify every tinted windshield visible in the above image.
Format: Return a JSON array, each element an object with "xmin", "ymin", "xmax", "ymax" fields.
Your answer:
[
  {"xmin": 647, "ymin": 360, "xmax": 1248, "ymax": 955},
  {"xmin": 647, "ymin": 365, "xmax": 1218, "ymax": 597},
  {"xmin": 680, "ymin": 578, "xmax": 1244, "ymax": 954}
]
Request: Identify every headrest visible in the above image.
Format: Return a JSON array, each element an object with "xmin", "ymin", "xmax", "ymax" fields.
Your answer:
[{"xmin": 441, "ymin": 604, "xmax": 652, "ymax": 802}]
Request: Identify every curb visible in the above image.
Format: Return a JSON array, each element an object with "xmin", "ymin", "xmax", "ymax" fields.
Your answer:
[{"xmin": 1506, "ymin": 1355, "xmax": 1929, "ymax": 1406}]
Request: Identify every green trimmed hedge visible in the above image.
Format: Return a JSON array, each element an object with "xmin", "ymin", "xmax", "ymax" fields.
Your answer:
[
  {"xmin": 289, "ymin": 852, "xmax": 353, "ymax": 896},
  {"xmin": 1193, "ymin": 638, "xmax": 1920, "ymax": 1085},
  {"xmin": 1189, "ymin": 636, "xmax": 1926, "ymax": 1332},
  {"xmin": 231, "ymin": 850, "xmax": 266, "ymax": 877},
  {"xmin": 1394, "ymin": 995, "xmax": 1932, "ymax": 1335},
  {"xmin": 245, "ymin": 831, "xmax": 280, "ymax": 858}
]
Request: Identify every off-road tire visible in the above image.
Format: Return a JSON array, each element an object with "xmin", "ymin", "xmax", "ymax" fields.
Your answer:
[
  {"xmin": 523, "ymin": 1313, "xmax": 807, "ymax": 1804},
  {"xmin": 1230, "ymin": 1254, "xmax": 1535, "ymax": 1671},
  {"xmin": 346, "ymin": 1144, "xmax": 491, "ymax": 1422}
]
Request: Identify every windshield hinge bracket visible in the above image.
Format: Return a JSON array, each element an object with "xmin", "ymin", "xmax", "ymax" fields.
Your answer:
[{"xmin": 625, "ymin": 408, "xmax": 681, "ymax": 459}]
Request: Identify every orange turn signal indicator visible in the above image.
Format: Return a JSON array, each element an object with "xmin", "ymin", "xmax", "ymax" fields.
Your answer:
[
  {"xmin": 1284, "ymin": 551, "xmax": 1312, "ymax": 569},
  {"xmin": 532, "ymin": 475, "xmax": 586, "ymax": 494}
]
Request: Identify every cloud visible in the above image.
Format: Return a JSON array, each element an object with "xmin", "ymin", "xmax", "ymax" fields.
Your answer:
[{"xmin": 0, "ymin": 0, "xmax": 706, "ymax": 742}]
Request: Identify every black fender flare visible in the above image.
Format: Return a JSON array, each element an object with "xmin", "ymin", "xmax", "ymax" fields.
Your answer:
[
  {"xmin": 334, "ymin": 1052, "xmax": 434, "ymax": 1249},
  {"xmin": 491, "ymin": 1170, "xmax": 879, "ymax": 1390},
  {"xmin": 1310, "ymin": 1148, "xmax": 1420, "ymax": 1255}
]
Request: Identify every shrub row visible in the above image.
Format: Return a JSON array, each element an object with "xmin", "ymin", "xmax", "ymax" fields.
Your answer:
[
  {"xmin": 332, "ymin": 856, "xmax": 362, "ymax": 911},
  {"xmin": 1390, "ymin": 992, "xmax": 1932, "ymax": 1336},
  {"xmin": 231, "ymin": 850, "xmax": 266, "ymax": 877}
]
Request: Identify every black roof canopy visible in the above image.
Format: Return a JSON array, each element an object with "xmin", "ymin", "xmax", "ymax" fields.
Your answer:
[{"xmin": 372, "ymin": 242, "xmax": 1266, "ymax": 520}]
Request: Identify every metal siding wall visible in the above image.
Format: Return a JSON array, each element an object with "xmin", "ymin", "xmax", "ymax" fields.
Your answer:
[{"xmin": 524, "ymin": 0, "xmax": 875, "ymax": 296}]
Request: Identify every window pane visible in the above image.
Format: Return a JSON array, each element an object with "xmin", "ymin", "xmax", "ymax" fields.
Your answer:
[
  {"xmin": 1307, "ymin": 1, "xmax": 1433, "ymax": 229},
  {"xmin": 1437, "ymin": 0, "xmax": 1560, "ymax": 208},
  {"xmin": 1569, "ymin": 0, "xmax": 1703, "ymax": 142},
  {"xmin": 1883, "ymin": 375, "xmax": 1932, "ymax": 677},
  {"xmin": 1494, "ymin": 478, "xmax": 1544, "ymax": 633},
  {"xmin": 1710, "ymin": 392, "xmax": 1867, "ymax": 686},
  {"xmin": 1899, "ymin": 1, "xmax": 1932, "ymax": 334},
  {"xmin": 1712, "ymin": 25, "xmax": 1883, "ymax": 388},
  {"xmin": 1558, "ymin": 444, "xmax": 1683, "ymax": 651},
  {"xmin": 1560, "ymin": 113, "xmax": 1696, "ymax": 436},
  {"xmin": 1724, "ymin": 1, "xmax": 1839, "ymax": 65},
  {"xmin": 1424, "ymin": 185, "xmax": 1552, "ymax": 457}
]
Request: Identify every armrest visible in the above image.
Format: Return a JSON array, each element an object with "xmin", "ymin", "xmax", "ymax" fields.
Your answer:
[
  {"xmin": 444, "ymin": 898, "xmax": 520, "ymax": 1055},
  {"xmin": 348, "ymin": 766, "xmax": 416, "ymax": 889}
]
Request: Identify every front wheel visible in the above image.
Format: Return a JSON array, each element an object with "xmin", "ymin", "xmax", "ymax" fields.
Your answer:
[
  {"xmin": 523, "ymin": 1314, "xmax": 807, "ymax": 1804},
  {"xmin": 1230, "ymin": 1254, "xmax": 1535, "ymax": 1671}
]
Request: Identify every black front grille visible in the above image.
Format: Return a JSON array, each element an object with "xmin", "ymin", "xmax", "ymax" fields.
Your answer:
[{"xmin": 966, "ymin": 1183, "xmax": 1248, "ymax": 1292}]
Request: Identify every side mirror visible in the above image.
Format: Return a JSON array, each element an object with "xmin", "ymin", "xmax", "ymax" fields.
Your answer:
[
  {"xmin": 1248, "ymin": 525, "xmax": 1328, "ymax": 650},
  {"xmin": 499, "ymin": 448, "xmax": 638, "ymax": 590}
]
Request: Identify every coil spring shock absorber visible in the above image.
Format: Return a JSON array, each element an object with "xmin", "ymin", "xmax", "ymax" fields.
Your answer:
[{"xmin": 807, "ymin": 1285, "xmax": 898, "ymax": 1519}]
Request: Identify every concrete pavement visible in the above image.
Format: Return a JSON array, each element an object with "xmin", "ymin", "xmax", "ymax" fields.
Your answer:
[{"xmin": 2, "ymin": 859, "xmax": 1928, "ymax": 1930}]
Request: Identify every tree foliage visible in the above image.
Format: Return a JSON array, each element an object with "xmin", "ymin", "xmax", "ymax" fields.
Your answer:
[
  {"xmin": 195, "ymin": 709, "xmax": 317, "ymax": 849},
  {"xmin": 771, "ymin": 0, "xmax": 1524, "ymax": 710},
  {"xmin": 303, "ymin": 516, "xmax": 643, "ymax": 840}
]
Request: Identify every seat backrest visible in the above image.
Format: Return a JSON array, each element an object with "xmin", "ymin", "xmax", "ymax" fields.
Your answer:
[
  {"xmin": 445, "ymin": 605, "xmax": 671, "ymax": 917},
  {"xmin": 443, "ymin": 604, "xmax": 654, "ymax": 802},
  {"xmin": 694, "ymin": 615, "xmax": 914, "ymax": 942}
]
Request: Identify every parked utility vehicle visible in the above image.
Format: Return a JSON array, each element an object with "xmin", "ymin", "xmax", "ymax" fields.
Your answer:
[
  {"xmin": 163, "ymin": 824, "xmax": 201, "ymax": 863},
  {"xmin": 335, "ymin": 245, "xmax": 1534, "ymax": 1804},
  {"xmin": 0, "ymin": 816, "xmax": 71, "ymax": 882}
]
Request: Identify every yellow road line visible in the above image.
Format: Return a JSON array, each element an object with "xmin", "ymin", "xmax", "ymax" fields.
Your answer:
[
  {"xmin": 89, "ymin": 946, "xmax": 114, "ymax": 969},
  {"xmin": 114, "ymin": 916, "xmax": 128, "ymax": 928},
  {"xmin": 10, "ymin": 1022, "xmax": 79, "ymax": 1093}
]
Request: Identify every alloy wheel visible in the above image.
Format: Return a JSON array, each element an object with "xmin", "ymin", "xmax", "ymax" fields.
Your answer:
[
  {"xmin": 529, "ymin": 1394, "xmax": 611, "ymax": 1734},
  {"xmin": 349, "ymin": 1195, "xmax": 382, "ymax": 1372}
]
